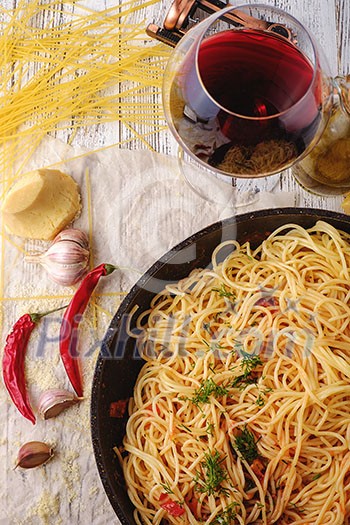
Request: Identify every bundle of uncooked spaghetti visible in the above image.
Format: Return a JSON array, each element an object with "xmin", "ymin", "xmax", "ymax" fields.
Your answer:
[{"xmin": 0, "ymin": 0, "xmax": 170, "ymax": 184}]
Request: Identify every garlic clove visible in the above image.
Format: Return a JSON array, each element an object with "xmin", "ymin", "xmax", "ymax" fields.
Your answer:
[
  {"xmin": 53, "ymin": 228, "xmax": 89, "ymax": 249},
  {"xmin": 16, "ymin": 441, "xmax": 53, "ymax": 469},
  {"xmin": 38, "ymin": 388, "xmax": 82, "ymax": 419}
]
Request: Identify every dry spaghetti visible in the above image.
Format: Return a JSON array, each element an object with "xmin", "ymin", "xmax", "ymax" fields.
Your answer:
[
  {"xmin": 118, "ymin": 221, "xmax": 350, "ymax": 525},
  {"xmin": 0, "ymin": 0, "xmax": 170, "ymax": 184}
]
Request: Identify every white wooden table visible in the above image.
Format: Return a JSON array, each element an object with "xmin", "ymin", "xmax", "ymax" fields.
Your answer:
[{"xmin": 0, "ymin": 1, "xmax": 349, "ymax": 524}]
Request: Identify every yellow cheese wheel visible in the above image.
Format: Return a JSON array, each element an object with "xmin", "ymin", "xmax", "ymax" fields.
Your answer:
[{"xmin": 2, "ymin": 169, "xmax": 81, "ymax": 240}]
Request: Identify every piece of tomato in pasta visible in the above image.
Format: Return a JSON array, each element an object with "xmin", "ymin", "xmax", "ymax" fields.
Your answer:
[{"xmin": 159, "ymin": 493, "xmax": 185, "ymax": 517}]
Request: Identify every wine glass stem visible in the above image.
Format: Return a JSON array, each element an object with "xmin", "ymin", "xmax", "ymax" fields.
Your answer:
[{"xmin": 177, "ymin": 146, "xmax": 263, "ymax": 208}]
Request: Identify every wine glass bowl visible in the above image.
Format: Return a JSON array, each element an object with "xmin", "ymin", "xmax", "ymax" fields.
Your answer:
[{"xmin": 162, "ymin": 4, "xmax": 334, "ymax": 182}]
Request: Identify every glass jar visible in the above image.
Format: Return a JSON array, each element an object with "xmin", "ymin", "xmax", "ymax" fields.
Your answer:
[{"xmin": 292, "ymin": 75, "xmax": 350, "ymax": 195}]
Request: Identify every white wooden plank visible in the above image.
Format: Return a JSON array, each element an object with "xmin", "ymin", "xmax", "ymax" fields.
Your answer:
[{"xmin": 336, "ymin": 0, "xmax": 350, "ymax": 74}]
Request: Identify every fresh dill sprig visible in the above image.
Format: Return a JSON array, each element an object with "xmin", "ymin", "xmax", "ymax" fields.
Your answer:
[
  {"xmin": 256, "ymin": 386, "xmax": 273, "ymax": 406},
  {"xmin": 233, "ymin": 426, "xmax": 260, "ymax": 464},
  {"xmin": 212, "ymin": 502, "xmax": 240, "ymax": 524},
  {"xmin": 232, "ymin": 340, "xmax": 244, "ymax": 356},
  {"xmin": 232, "ymin": 374, "xmax": 257, "ymax": 389},
  {"xmin": 231, "ymin": 355, "xmax": 263, "ymax": 389},
  {"xmin": 288, "ymin": 502, "xmax": 306, "ymax": 514},
  {"xmin": 194, "ymin": 450, "xmax": 228, "ymax": 496},
  {"xmin": 211, "ymin": 341, "xmax": 225, "ymax": 352},
  {"xmin": 190, "ymin": 378, "xmax": 229, "ymax": 407},
  {"xmin": 178, "ymin": 424, "xmax": 192, "ymax": 433},
  {"xmin": 160, "ymin": 481, "xmax": 174, "ymax": 494},
  {"xmin": 212, "ymin": 283, "xmax": 236, "ymax": 300},
  {"xmin": 255, "ymin": 392, "xmax": 265, "ymax": 407},
  {"xmin": 241, "ymin": 355, "xmax": 263, "ymax": 375},
  {"xmin": 206, "ymin": 422, "xmax": 215, "ymax": 435},
  {"xmin": 311, "ymin": 473, "xmax": 321, "ymax": 481}
]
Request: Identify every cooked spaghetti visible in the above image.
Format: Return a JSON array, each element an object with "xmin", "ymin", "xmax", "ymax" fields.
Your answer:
[{"xmin": 118, "ymin": 221, "xmax": 350, "ymax": 525}]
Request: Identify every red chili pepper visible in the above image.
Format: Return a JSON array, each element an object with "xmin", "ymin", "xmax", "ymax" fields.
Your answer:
[
  {"xmin": 159, "ymin": 493, "xmax": 185, "ymax": 517},
  {"xmin": 59, "ymin": 263, "xmax": 116, "ymax": 397},
  {"xmin": 2, "ymin": 306, "xmax": 66, "ymax": 425}
]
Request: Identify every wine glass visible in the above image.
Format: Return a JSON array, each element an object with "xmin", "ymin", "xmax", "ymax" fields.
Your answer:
[{"xmin": 162, "ymin": 3, "xmax": 334, "ymax": 206}]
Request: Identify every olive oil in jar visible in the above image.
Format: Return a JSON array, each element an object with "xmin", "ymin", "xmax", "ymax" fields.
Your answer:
[{"xmin": 293, "ymin": 75, "xmax": 350, "ymax": 195}]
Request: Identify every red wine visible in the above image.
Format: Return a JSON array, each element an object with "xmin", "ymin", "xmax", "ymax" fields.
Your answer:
[
  {"xmin": 198, "ymin": 29, "xmax": 315, "ymax": 118},
  {"xmin": 170, "ymin": 29, "xmax": 323, "ymax": 175}
]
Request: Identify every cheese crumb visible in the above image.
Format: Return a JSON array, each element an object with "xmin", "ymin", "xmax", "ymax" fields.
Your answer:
[{"xmin": 26, "ymin": 491, "xmax": 60, "ymax": 525}]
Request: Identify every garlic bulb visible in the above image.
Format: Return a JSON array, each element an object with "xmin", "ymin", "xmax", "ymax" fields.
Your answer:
[
  {"xmin": 15, "ymin": 441, "xmax": 53, "ymax": 469},
  {"xmin": 25, "ymin": 228, "xmax": 90, "ymax": 286},
  {"xmin": 38, "ymin": 388, "xmax": 82, "ymax": 419},
  {"xmin": 53, "ymin": 228, "xmax": 89, "ymax": 249}
]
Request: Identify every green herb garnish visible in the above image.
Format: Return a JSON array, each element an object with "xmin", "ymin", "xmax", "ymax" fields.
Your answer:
[
  {"xmin": 191, "ymin": 378, "xmax": 229, "ymax": 407},
  {"xmin": 256, "ymin": 386, "xmax": 273, "ymax": 406},
  {"xmin": 206, "ymin": 422, "xmax": 215, "ymax": 436},
  {"xmin": 255, "ymin": 392, "xmax": 265, "ymax": 407},
  {"xmin": 178, "ymin": 424, "xmax": 192, "ymax": 433},
  {"xmin": 311, "ymin": 473, "xmax": 321, "ymax": 481},
  {"xmin": 241, "ymin": 355, "xmax": 262, "ymax": 375},
  {"xmin": 231, "ymin": 355, "xmax": 262, "ymax": 389},
  {"xmin": 212, "ymin": 502, "xmax": 239, "ymax": 524},
  {"xmin": 160, "ymin": 481, "xmax": 174, "ymax": 494},
  {"xmin": 211, "ymin": 341, "xmax": 224, "ymax": 352},
  {"xmin": 212, "ymin": 284, "xmax": 236, "ymax": 300},
  {"xmin": 232, "ymin": 341, "xmax": 244, "ymax": 356},
  {"xmin": 233, "ymin": 426, "xmax": 260, "ymax": 463},
  {"xmin": 194, "ymin": 450, "xmax": 228, "ymax": 496},
  {"xmin": 288, "ymin": 502, "xmax": 305, "ymax": 514}
]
